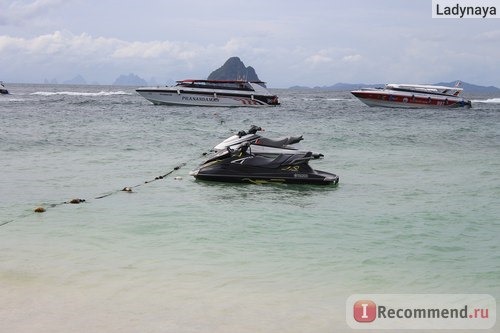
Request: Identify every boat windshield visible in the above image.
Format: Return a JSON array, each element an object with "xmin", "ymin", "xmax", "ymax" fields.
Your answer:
[
  {"xmin": 386, "ymin": 84, "xmax": 462, "ymax": 96},
  {"xmin": 176, "ymin": 80, "xmax": 254, "ymax": 91}
]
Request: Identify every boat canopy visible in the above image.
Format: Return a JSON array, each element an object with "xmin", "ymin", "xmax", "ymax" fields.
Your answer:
[
  {"xmin": 175, "ymin": 79, "xmax": 268, "ymax": 91},
  {"xmin": 177, "ymin": 79, "xmax": 267, "ymax": 84},
  {"xmin": 386, "ymin": 83, "xmax": 463, "ymax": 96}
]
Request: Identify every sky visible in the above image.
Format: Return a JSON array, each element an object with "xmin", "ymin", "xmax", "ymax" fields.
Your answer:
[{"xmin": 0, "ymin": 0, "xmax": 499, "ymax": 88}]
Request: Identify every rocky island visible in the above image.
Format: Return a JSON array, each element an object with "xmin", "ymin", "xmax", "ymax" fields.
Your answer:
[{"xmin": 207, "ymin": 57, "xmax": 261, "ymax": 82}]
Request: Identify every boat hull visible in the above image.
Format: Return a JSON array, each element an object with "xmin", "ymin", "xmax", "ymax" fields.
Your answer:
[
  {"xmin": 136, "ymin": 88, "xmax": 278, "ymax": 107},
  {"xmin": 192, "ymin": 168, "xmax": 339, "ymax": 185},
  {"xmin": 351, "ymin": 90, "xmax": 471, "ymax": 108}
]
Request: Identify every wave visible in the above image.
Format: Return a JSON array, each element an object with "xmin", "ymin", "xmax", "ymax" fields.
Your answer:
[
  {"xmin": 301, "ymin": 97, "xmax": 350, "ymax": 101},
  {"xmin": 31, "ymin": 91, "xmax": 132, "ymax": 97},
  {"xmin": 471, "ymin": 98, "xmax": 500, "ymax": 104},
  {"xmin": 326, "ymin": 98, "xmax": 350, "ymax": 101},
  {"xmin": 0, "ymin": 98, "xmax": 25, "ymax": 102}
]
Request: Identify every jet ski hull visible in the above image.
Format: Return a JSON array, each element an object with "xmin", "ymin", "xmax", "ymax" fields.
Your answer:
[
  {"xmin": 191, "ymin": 151, "xmax": 339, "ymax": 185},
  {"xmin": 192, "ymin": 168, "xmax": 339, "ymax": 185}
]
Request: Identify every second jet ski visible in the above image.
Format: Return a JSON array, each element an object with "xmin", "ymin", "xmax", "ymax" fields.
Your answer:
[
  {"xmin": 213, "ymin": 125, "xmax": 323, "ymax": 159},
  {"xmin": 191, "ymin": 142, "xmax": 339, "ymax": 185}
]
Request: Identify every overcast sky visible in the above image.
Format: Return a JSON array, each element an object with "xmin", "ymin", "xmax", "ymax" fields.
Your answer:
[{"xmin": 1, "ymin": 0, "xmax": 499, "ymax": 87}]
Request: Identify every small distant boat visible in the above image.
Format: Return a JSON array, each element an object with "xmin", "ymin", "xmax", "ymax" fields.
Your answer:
[
  {"xmin": 136, "ymin": 79, "xmax": 280, "ymax": 107},
  {"xmin": 0, "ymin": 81, "xmax": 8, "ymax": 94},
  {"xmin": 351, "ymin": 83, "xmax": 472, "ymax": 108}
]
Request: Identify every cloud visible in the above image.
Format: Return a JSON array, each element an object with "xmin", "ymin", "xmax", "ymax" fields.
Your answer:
[
  {"xmin": 111, "ymin": 40, "xmax": 202, "ymax": 60},
  {"xmin": 473, "ymin": 29, "xmax": 500, "ymax": 41},
  {"xmin": 305, "ymin": 48, "xmax": 363, "ymax": 67},
  {"xmin": 0, "ymin": 31, "xmax": 205, "ymax": 61},
  {"xmin": 0, "ymin": 31, "xmax": 106, "ymax": 59},
  {"xmin": 0, "ymin": 0, "xmax": 67, "ymax": 26},
  {"xmin": 305, "ymin": 52, "xmax": 333, "ymax": 65},
  {"xmin": 342, "ymin": 54, "xmax": 362, "ymax": 62}
]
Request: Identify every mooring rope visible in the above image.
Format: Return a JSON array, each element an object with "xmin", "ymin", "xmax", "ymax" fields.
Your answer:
[
  {"xmin": 0, "ymin": 199, "xmax": 87, "ymax": 227},
  {"xmin": 94, "ymin": 160, "xmax": 191, "ymax": 199},
  {"xmin": 0, "ymin": 150, "xmax": 212, "ymax": 228}
]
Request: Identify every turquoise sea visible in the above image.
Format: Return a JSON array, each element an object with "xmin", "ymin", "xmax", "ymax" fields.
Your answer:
[{"xmin": 1, "ymin": 84, "xmax": 499, "ymax": 332}]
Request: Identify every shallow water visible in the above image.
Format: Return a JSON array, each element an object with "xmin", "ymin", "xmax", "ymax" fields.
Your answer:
[{"xmin": 1, "ymin": 84, "xmax": 499, "ymax": 332}]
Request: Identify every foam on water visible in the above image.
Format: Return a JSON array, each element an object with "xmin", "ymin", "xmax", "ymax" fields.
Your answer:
[
  {"xmin": 472, "ymin": 97, "xmax": 500, "ymax": 104},
  {"xmin": 31, "ymin": 90, "xmax": 131, "ymax": 96}
]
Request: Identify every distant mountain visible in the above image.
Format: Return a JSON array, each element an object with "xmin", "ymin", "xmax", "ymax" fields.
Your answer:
[
  {"xmin": 289, "ymin": 80, "xmax": 499, "ymax": 93},
  {"xmin": 207, "ymin": 57, "xmax": 261, "ymax": 82},
  {"xmin": 63, "ymin": 74, "xmax": 87, "ymax": 85},
  {"xmin": 113, "ymin": 73, "xmax": 147, "ymax": 86},
  {"xmin": 289, "ymin": 82, "xmax": 382, "ymax": 91}
]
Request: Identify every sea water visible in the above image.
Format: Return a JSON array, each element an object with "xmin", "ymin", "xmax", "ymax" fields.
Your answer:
[{"xmin": 0, "ymin": 84, "xmax": 499, "ymax": 332}]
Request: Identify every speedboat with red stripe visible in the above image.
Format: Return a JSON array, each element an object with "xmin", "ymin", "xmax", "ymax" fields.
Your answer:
[
  {"xmin": 351, "ymin": 83, "xmax": 471, "ymax": 108},
  {"xmin": 136, "ymin": 79, "xmax": 279, "ymax": 107}
]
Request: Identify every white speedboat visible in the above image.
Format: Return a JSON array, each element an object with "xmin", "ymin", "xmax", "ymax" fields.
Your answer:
[
  {"xmin": 136, "ymin": 79, "xmax": 279, "ymax": 107},
  {"xmin": 351, "ymin": 83, "xmax": 472, "ymax": 108}
]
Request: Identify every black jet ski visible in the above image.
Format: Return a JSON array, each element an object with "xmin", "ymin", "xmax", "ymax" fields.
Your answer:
[
  {"xmin": 213, "ymin": 125, "xmax": 323, "ymax": 159},
  {"xmin": 191, "ymin": 142, "xmax": 339, "ymax": 185}
]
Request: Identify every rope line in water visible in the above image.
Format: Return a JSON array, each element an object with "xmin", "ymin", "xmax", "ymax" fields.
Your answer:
[
  {"xmin": 0, "ymin": 150, "xmax": 211, "ymax": 227},
  {"xmin": 94, "ymin": 161, "xmax": 189, "ymax": 199},
  {"xmin": 94, "ymin": 148, "xmax": 211, "ymax": 199},
  {"xmin": 0, "ymin": 199, "xmax": 86, "ymax": 227}
]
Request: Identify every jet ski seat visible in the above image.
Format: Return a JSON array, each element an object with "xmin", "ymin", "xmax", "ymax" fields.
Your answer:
[
  {"xmin": 254, "ymin": 135, "xmax": 303, "ymax": 148},
  {"xmin": 238, "ymin": 152, "xmax": 313, "ymax": 169},
  {"xmin": 238, "ymin": 154, "xmax": 291, "ymax": 168}
]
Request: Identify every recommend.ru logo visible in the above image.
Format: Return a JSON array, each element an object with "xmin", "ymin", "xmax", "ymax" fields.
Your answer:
[{"xmin": 346, "ymin": 294, "xmax": 496, "ymax": 329}]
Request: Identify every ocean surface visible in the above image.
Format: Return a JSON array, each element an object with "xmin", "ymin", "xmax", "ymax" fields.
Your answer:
[{"xmin": 1, "ymin": 83, "xmax": 499, "ymax": 332}]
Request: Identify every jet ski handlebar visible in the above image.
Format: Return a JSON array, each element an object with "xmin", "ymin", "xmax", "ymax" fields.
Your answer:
[
  {"xmin": 237, "ymin": 125, "xmax": 263, "ymax": 138},
  {"xmin": 312, "ymin": 153, "xmax": 324, "ymax": 159}
]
